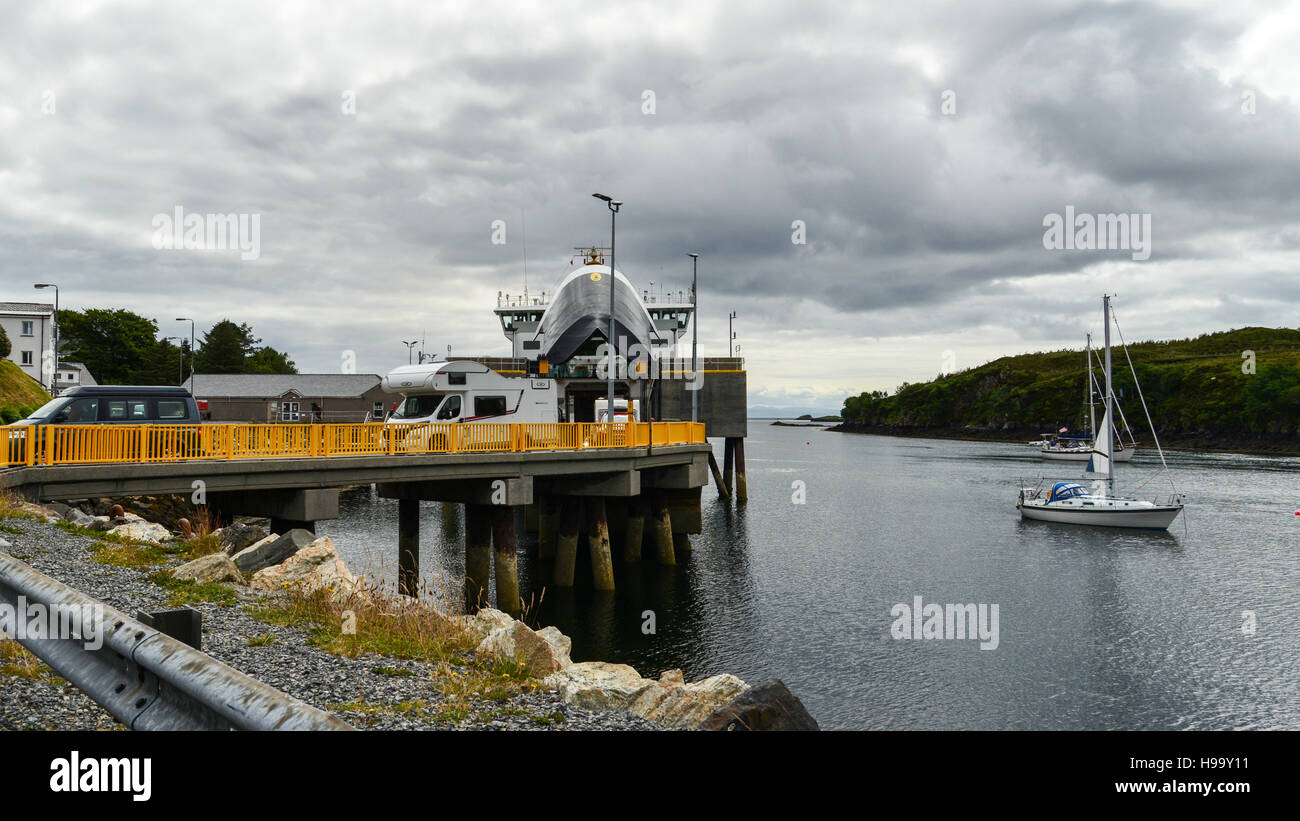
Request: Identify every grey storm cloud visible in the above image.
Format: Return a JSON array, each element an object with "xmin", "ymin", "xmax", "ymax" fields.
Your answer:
[{"xmin": 0, "ymin": 0, "xmax": 1297, "ymax": 408}]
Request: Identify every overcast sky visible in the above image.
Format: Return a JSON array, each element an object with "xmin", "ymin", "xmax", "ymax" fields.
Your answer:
[{"xmin": 2, "ymin": 0, "xmax": 1297, "ymax": 412}]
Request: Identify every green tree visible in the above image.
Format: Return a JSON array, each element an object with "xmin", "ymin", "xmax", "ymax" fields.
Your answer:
[
  {"xmin": 0, "ymin": 323, "xmax": 10, "ymax": 358},
  {"xmin": 246, "ymin": 346, "xmax": 297, "ymax": 374},
  {"xmin": 57, "ymin": 309, "xmax": 159, "ymax": 384},
  {"xmin": 196, "ymin": 320, "xmax": 260, "ymax": 374}
]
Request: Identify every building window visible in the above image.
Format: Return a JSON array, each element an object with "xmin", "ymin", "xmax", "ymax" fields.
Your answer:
[
  {"xmin": 20, "ymin": 321, "xmax": 34, "ymax": 336},
  {"xmin": 373, "ymin": 402, "xmax": 384, "ymax": 417},
  {"xmin": 20, "ymin": 351, "xmax": 33, "ymax": 365}
]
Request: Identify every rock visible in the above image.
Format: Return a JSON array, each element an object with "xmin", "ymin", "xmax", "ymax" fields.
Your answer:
[
  {"xmin": 632, "ymin": 674, "xmax": 750, "ymax": 729},
  {"xmin": 64, "ymin": 508, "xmax": 96, "ymax": 527},
  {"xmin": 108, "ymin": 521, "xmax": 171, "ymax": 543},
  {"xmin": 460, "ymin": 608, "xmax": 517, "ymax": 644},
  {"xmin": 46, "ymin": 501, "xmax": 72, "ymax": 518},
  {"xmin": 15, "ymin": 501, "xmax": 61, "ymax": 522},
  {"xmin": 233, "ymin": 528, "xmax": 314, "ymax": 575},
  {"xmin": 171, "ymin": 553, "xmax": 244, "ymax": 585},
  {"xmin": 476, "ymin": 622, "xmax": 571, "ymax": 675},
  {"xmin": 88, "ymin": 516, "xmax": 115, "ymax": 532},
  {"xmin": 0, "ymin": 537, "xmax": 11, "ymax": 550},
  {"xmin": 541, "ymin": 662, "xmax": 657, "ymax": 712},
  {"xmin": 658, "ymin": 668, "xmax": 685, "ymax": 687},
  {"xmin": 249, "ymin": 536, "xmax": 357, "ymax": 596},
  {"xmin": 698, "ymin": 678, "xmax": 820, "ymax": 731},
  {"xmin": 218, "ymin": 521, "xmax": 269, "ymax": 555},
  {"xmin": 535, "ymin": 626, "xmax": 573, "ymax": 669}
]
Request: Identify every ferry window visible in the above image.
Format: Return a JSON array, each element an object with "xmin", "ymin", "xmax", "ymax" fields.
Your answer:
[
  {"xmin": 436, "ymin": 395, "xmax": 461, "ymax": 420},
  {"xmin": 157, "ymin": 400, "xmax": 187, "ymax": 419},
  {"xmin": 474, "ymin": 396, "xmax": 507, "ymax": 417}
]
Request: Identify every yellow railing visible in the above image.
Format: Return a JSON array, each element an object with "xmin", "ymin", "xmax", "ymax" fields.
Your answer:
[{"xmin": 1, "ymin": 422, "xmax": 707, "ymax": 467}]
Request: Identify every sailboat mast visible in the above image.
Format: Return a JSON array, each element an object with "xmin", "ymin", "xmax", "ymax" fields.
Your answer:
[
  {"xmin": 1086, "ymin": 333, "xmax": 1095, "ymax": 435},
  {"xmin": 1103, "ymin": 296, "xmax": 1114, "ymax": 494}
]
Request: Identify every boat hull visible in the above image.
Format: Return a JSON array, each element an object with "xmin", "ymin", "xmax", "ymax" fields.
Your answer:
[
  {"xmin": 1018, "ymin": 501, "xmax": 1182, "ymax": 530},
  {"xmin": 1040, "ymin": 447, "xmax": 1134, "ymax": 462}
]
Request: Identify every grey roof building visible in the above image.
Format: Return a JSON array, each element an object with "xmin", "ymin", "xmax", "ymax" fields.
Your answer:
[
  {"xmin": 181, "ymin": 373, "xmax": 398, "ymax": 422},
  {"xmin": 0, "ymin": 301, "xmax": 54, "ymax": 387}
]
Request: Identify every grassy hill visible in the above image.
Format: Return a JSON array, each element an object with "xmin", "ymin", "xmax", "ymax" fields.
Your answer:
[
  {"xmin": 0, "ymin": 360, "xmax": 51, "ymax": 422},
  {"xmin": 840, "ymin": 327, "xmax": 1300, "ymax": 441}
]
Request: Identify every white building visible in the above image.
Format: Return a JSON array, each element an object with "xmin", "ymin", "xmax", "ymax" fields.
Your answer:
[{"xmin": 0, "ymin": 302, "xmax": 54, "ymax": 386}]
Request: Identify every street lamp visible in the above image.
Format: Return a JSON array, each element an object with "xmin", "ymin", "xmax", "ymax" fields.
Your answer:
[
  {"xmin": 402, "ymin": 340, "xmax": 419, "ymax": 364},
  {"xmin": 592, "ymin": 193, "xmax": 622, "ymax": 421},
  {"xmin": 688, "ymin": 253, "xmax": 699, "ymax": 423},
  {"xmin": 175, "ymin": 318, "xmax": 195, "ymax": 395},
  {"xmin": 34, "ymin": 283, "xmax": 58, "ymax": 393},
  {"xmin": 165, "ymin": 336, "xmax": 186, "ymax": 384},
  {"xmin": 729, "ymin": 311, "xmax": 737, "ymax": 357}
]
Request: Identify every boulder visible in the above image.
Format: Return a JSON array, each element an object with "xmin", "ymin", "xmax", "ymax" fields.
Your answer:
[
  {"xmin": 15, "ymin": 501, "xmax": 61, "ymax": 522},
  {"xmin": 233, "ymin": 528, "xmax": 314, "ymax": 576},
  {"xmin": 0, "ymin": 537, "xmax": 11, "ymax": 550},
  {"xmin": 698, "ymin": 678, "xmax": 820, "ymax": 731},
  {"xmin": 631, "ymin": 674, "xmax": 750, "ymax": 729},
  {"xmin": 476, "ymin": 621, "xmax": 571, "ymax": 675},
  {"xmin": 64, "ymin": 508, "xmax": 96, "ymax": 527},
  {"xmin": 535, "ymin": 626, "xmax": 573, "ymax": 669},
  {"xmin": 108, "ymin": 520, "xmax": 172, "ymax": 543},
  {"xmin": 460, "ymin": 608, "xmax": 517, "ymax": 644},
  {"xmin": 88, "ymin": 516, "xmax": 116, "ymax": 532},
  {"xmin": 541, "ymin": 662, "xmax": 657, "ymax": 711},
  {"xmin": 171, "ymin": 553, "xmax": 244, "ymax": 585},
  {"xmin": 46, "ymin": 501, "xmax": 72, "ymax": 519},
  {"xmin": 249, "ymin": 536, "xmax": 357, "ymax": 596},
  {"xmin": 218, "ymin": 521, "xmax": 270, "ymax": 555}
]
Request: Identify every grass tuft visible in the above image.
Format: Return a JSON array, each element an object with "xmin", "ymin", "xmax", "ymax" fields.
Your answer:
[{"xmin": 146, "ymin": 570, "xmax": 238, "ymax": 606}]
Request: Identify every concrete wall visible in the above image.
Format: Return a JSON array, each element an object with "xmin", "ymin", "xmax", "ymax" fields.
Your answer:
[
  {"xmin": 0, "ymin": 311, "xmax": 53, "ymax": 386},
  {"xmin": 657, "ymin": 371, "xmax": 747, "ymax": 438}
]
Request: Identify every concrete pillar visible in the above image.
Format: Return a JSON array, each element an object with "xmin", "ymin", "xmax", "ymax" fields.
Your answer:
[
  {"xmin": 490, "ymin": 505, "xmax": 521, "ymax": 616},
  {"xmin": 722, "ymin": 438, "xmax": 735, "ymax": 497},
  {"xmin": 708, "ymin": 449, "xmax": 730, "ymax": 500},
  {"xmin": 537, "ymin": 494, "xmax": 559, "ymax": 559},
  {"xmin": 623, "ymin": 496, "xmax": 646, "ymax": 562},
  {"xmin": 734, "ymin": 437, "xmax": 748, "ymax": 505},
  {"xmin": 397, "ymin": 498, "xmax": 420, "ymax": 597},
  {"xmin": 464, "ymin": 504, "xmax": 492, "ymax": 612},
  {"xmin": 585, "ymin": 498, "xmax": 616, "ymax": 591},
  {"xmin": 270, "ymin": 517, "xmax": 315, "ymax": 535},
  {"xmin": 553, "ymin": 498, "xmax": 581, "ymax": 587},
  {"xmin": 673, "ymin": 532, "xmax": 691, "ymax": 554},
  {"xmin": 653, "ymin": 495, "xmax": 675, "ymax": 566}
]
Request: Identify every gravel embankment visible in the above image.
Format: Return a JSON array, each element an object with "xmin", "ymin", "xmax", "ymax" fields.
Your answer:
[{"xmin": 0, "ymin": 517, "xmax": 659, "ymax": 731}]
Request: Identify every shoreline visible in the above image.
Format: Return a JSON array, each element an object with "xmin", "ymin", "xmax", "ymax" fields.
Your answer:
[{"xmin": 825, "ymin": 422, "xmax": 1300, "ymax": 457}]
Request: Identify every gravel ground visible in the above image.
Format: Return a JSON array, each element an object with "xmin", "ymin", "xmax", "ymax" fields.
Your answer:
[{"xmin": 0, "ymin": 515, "xmax": 661, "ymax": 731}]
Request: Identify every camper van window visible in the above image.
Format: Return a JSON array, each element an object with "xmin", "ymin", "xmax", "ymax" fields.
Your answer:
[
  {"xmin": 448, "ymin": 373, "xmax": 466, "ymax": 385},
  {"xmin": 436, "ymin": 395, "xmax": 461, "ymax": 420},
  {"xmin": 393, "ymin": 394, "xmax": 442, "ymax": 419},
  {"xmin": 474, "ymin": 396, "xmax": 507, "ymax": 417}
]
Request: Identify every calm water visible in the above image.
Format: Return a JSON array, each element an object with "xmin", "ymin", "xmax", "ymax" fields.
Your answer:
[{"xmin": 318, "ymin": 424, "xmax": 1299, "ymax": 730}]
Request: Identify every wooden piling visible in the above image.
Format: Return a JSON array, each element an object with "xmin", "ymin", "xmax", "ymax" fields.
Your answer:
[
  {"xmin": 708, "ymin": 449, "xmax": 730, "ymax": 499},
  {"xmin": 537, "ymin": 494, "xmax": 559, "ymax": 559},
  {"xmin": 623, "ymin": 495, "xmax": 646, "ymax": 562},
  {"xmin": 653, "ymin": 495, "xmax": 675, "ymax": 566},
  {"xmin": 723, "ymin": 438, "xmax": 735, "ymax": 497},
  {"xmin": 585, "ymin": 498, "xmax": 616, "ymax": 591},
  {"xmin": 490, "ymin": 505, "xmax": 521, "ymax": 616},
  {"xmin": 397, "ymin": 498, "xmax": 420, "ymax": 597},
  {"xmin": 734, "ymin": 437, "xmax": 748, "ymax": 504},
  {"xmin": 464, "ymin": 503, "xmax": 492, "ymax": 612},
  {"xmin": 554, "ymin": 498, "xmax": 581, "ymax": 587}
]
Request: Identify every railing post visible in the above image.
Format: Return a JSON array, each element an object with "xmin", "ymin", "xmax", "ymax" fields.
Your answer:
[{"xmin": 226, "ymin": 425, "xmax": 234, "ymax": 460}]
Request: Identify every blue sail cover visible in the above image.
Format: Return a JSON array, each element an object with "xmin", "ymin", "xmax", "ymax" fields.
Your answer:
[{"xmin": 1047, "ymin": 482, "xmax": 1088, "ymax": 502}]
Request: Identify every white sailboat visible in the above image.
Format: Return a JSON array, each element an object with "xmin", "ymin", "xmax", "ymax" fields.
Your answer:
[
  {"xmin": 1018, "ymin": 295, "xmax": 1184, "ymax": 530},
  {"xmin": 1039, "ymin": 332, "xmax": 1136, "ymax": 461}
]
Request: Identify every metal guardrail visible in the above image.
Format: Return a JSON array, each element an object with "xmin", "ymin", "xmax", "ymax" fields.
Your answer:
[
  {"xmin": 0, "ymin": 552, "xmax": 353, "ymax": 731},
  {"xmin": 2, "ymin": 421, "xmax": 707, "ymax": 467}
]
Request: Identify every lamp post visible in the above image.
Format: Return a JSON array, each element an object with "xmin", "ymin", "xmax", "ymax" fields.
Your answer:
[
  {"xmin": 592, "ymin": 193, "xmax": 622, "ymax": 420},
  {"xmin": 688, "ymin": 253, "xmax": 699, "ymax": 423},
  {"xmin": 729, "ymin": 311, "xmax": 737, "ymax": 357},
  {"xmin": 165, "ymin": 337, "xmax": 185, "ymax": 384},
  {"xmin": 402, "ymin": 340, "xmax": 419, "ymax": 364},
  {"xmin": 34, "ymin": 283, "xmax": 58, "ymax": 393},
  {"xmin": 175, "ymin": 317, "xmax": 195, "ymax": 395}
]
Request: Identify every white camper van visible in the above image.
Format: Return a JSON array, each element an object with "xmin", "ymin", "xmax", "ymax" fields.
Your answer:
[{"xmin": 381, "ymin": 360, "xmax": 559, "ymax": 425}]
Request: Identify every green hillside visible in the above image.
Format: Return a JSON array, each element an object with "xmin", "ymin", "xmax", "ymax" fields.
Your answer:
[
  {"xmin": 0, "ymin": 360, "xmax": 51, "ymax": 423},
  {"xmin": 841, "ymin": 327, "xmax": 1300, "ymax": 438}
]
